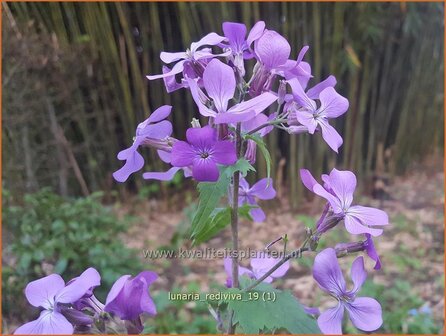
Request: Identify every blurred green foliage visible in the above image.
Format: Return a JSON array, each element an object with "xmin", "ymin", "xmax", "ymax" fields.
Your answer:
[
  {"xmin": 2, "ymin": 188, "xmax": 143, "ymax": 321},
  {"xmin": 352, "ymin": 280, "xmax": 441, "ymax": 334}
]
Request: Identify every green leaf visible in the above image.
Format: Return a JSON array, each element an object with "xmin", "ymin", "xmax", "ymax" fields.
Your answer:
[
  {"xmin": 245, "ymin": 134, "xmax": 271, "ymax": 181},
  {"xmin": 238, "ymin": 204, "xmax": 256, "ymax": 221},
  {"xmin": 190, "ymin": 159, "xmax": 255, "ymax": 239},
  {"xmin": 222, "ymin": 280, "xmax": 321, "ymax": 334},
  {"xmin": 192, "ymin": 207, "xmax": 231, "ymax": 245}
]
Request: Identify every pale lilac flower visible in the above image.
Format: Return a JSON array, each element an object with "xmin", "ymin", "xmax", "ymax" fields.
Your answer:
[
  {"xmin": 221, "ymin": 21, "xmax": 265, "ymax": 76},
  {"xmin": 147, "ymin": 32, "xmax": 230, "ymax": 81},
  {"xmin": 238, "ymin": 177, "xmax": 276, "ymax": 222},
  {"xmin": 249, "ymin": 29, "xmax": 311, "ymax": 96},
  {"xmin": 113, "ymin": 105, "xmax": 175, "ymax": 182},
  {"xmin": 104, "ymin": 271, "xmax": 157, "ymax": 321},
  {"xmin": 287, "ymin": 78, "xmax": 348, "ymax": 152},
  {"xmin": 300, "ymin": 168, "xmax": 388, "ymax": 236},
  {"xmin": 14, "ymin": 268, "xmax": 100, "ymax": 335},
  {"xmin": 171, "ymin": 126, "xmax": 237, "ymax": 182},
  {"xmin": 187, "ymin": 59, "xmax": 277, "ymax": 124},
  {"xmin": 224, "ymin": 255, "xmax": 289, "ymax": 287},
  {"xmin": 313, "ymin": 248, "xmax": 383, "ymax": 334},
  {"xmin": 335, "ymin": 234, "xmax": 382, "ymax": 270}
]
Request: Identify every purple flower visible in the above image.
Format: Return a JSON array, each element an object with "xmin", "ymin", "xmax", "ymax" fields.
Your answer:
[
  {"xmin": 104, "ymin": 271, "xmax": 157, "ymax": 321},
  {"xmin": 238, "ymin": 177, "xmax": 276, "ymax": 222},
  {"xmin": 187, "ymin": 59, "xmax": 277, "ymax": 124},
  {"xmin": 224, "ymin": 255, "xmax": 289, "ymax": 287},
  {"xmin": 113, "ymin": 105, "xmax": 176, "ymax": 182},
  {"xmin": 221, "ymin": 21, "xmax": 265, "ymax": 76},
  {"xmin": 300, "ymin": 168, "xmax": 389, "ymax": 236},
  {"xmin": 287, "ymin": 78, "xmax": 348, "ymax": 152},
  {"xmin": 312, "ymin": 248, "xmax": 383, "ymax": 334},
  {"xmin": 171, "ymin": 126, "xmax": 237, "ymax": 182},
  {"xmin": 14, "ymin": 268, "xmax": 100, "ymax": 335},
  {"xmin": 147, "ymin": 32, "xmax": 230, "ymax": 81}
]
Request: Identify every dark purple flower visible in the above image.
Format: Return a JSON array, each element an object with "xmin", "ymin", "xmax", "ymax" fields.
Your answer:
[
  {"xmin": 224, "ymin": 255, "xmax": 289, "ymax": 287},
  {"xmin": 14, "ymin": 268, "xmax": 100, "ymax": 335},
  {"xmin": 147, "ymin": 32, "xmax": 230, "ymax": 81},
  {"xmin": 171, "ymin": 126, "xmax": 237, "ymax": 182},
  {"xmin": 113, "ymin": 105, "xmax": 175, "ymax": 182},
  {"xmin": 313, "ymin": 248, "xmax": 383, "ymax": 334},
  {"xmin": 187, "ymin": 59, "xmax": 277, "ymax": 124},
  {"xmin": 104, "ymin": 271, "xmax": 157, "ymax": 321},
  {"xmin": 238, "ymin": 177, "xmax": 276, "ymax": 222},
  {"xmin": 300, "ymin": 168, "xmax": 389, "ymax": 236},
  {"xmin": 287, "ymin": 78, "xmax": 348, "ymax": 152}
]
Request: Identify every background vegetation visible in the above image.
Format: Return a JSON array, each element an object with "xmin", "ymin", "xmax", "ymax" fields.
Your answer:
[{"xmin": 3, "ymin": 2, "xmax": 443, "ymax": 206}]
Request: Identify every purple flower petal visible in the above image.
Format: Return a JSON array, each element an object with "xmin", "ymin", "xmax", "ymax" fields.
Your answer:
[
  {"xmin": 307, "ymin": 76, "xmax": 337, "ymax": 100},
  {"xmin": 249, "ymin": 206, "xmax": 266, "ymax": 222},
  {"xmin": 214, "ymin": 110, "xmax": 257, "ymax": 124},
  {"xmin": 223, "ymin": 22, "xmax": 247, "ymax": 52},
  {"xmin": 136, "ymin": 120, "xmax": 172, "ymax": 139},
  {"xmin": 344, "ymin": 215, "xmax": 384, "ymax": 237},
  {"xmin": 246, "ymin": 21, "xmax": 265, "ymax": 47},
  {"xmin": 146, "ymin": 59, "xmax": 185, "ymax": 80},
  {"xmin": 299, "ymin": 169, "xmax": 318, "ymax": 192},
  {"xmin": 14, "ymin": 310, "xmax": 73, "ymax": 335},
  {"xmin": 192, "ymin": 159, "xmax": 219, "ymax": 182},
  {"xmin": 186, "ymin": 126, "xmax": 217, "ymax": 148},
  {"xmin": 191, "ymin": 32, "xmax": 226, "ymax": 52},
  {"xmin": 250, "ymin": 256, "xmax": 290, "ymax": 279},
  {"xmin": 186, "ymin": 77, "xmax": 217, "ymax": 118},
  {"xmin": 345, "ymin": 297, "xmax": 383, "ymax": 332},
  {"xmin": 287, "ymin": 78, "xmax": 317, "ymax": 111},
  {"xmin": 250, "ymin": 178, "xmax": 276, "ymax": 200},
  {"xmin": 171, "ymin": 141, "xmax": 195, "ymax": 167},
  {"xmin": 319, "ymin": 87, "xmax": 349, "ymax": 119},
  {"xmin": 160, "ymin": 51, "xmax": 188, "ymax": 64},
  {"xmin": 157, "ymin": 150, "xmax": 172, "ymax": 163},
  {"xmin": 104, "ymin": 271, "xmax": 157, "ymax": 320},
  {"xmin": 319, "ymin": 119, "xmax": 344, "ymax": 153},
  {"xmin": 212, "ymin": 141, "xmax": 237, "ymax": 165},
  {"xmin": 350, "ymin": 256, "xmax": 367, "ymax": 294},
  {"xmin": 203, "ymin": 59, "xmax": 235, "ymax": 113},
  {"xmin": 365, "ymin": 234, "xmax": 382, "ymax": 270},
  {"xmin": 56, "ymin": 268, "xmax": 101, "ymax": 304},
  {"xmin": 146, "ymin": 105, "xmax": 172, "ymax": 124},
  {"xmin": 327, "ymin": 168, "xmax": 357, "ymax": 209},
  {"xmin": 255, "ymin": 30, "xmax": 290, "ymax": 70},
  {"xmin": 304, "ymin": 306, "xmax": 321, "ymax": 316},
  {"xmin": 312, "ymin": 248, "xmax": 347, "ymax": 296},
  {"xmin": 105, "ymin": 275, "xmax": 131, "ymax": 306},
  {"xmin": 348, "ymin": 205, "xmax": 389, "ymax": 227},
  {"xmin": 295, "ymin": 110, "xmax": 318, "ymax": 134},
  {"xmin": 113, "ymin": 141, "xmax": 145, "ymax": 183},
  {"xmin": 218, "ymin": 91, "xmax": 277, "ymax": 124},
  {"xmin": 224, "ymin": 257, "xmax": 254, "ymax": 287},
  {"xmin": 143, "ymin": 167, "xmax": 181, "ymax": 181},
  {"xmin": 317, "ymin": 303, "xmax": 344, "ymax": 335},
  {"xmin": 25, "ymin": 274, "xmax": 65, "ymax": 309}
]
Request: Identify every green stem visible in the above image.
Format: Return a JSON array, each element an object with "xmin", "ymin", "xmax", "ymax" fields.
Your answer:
[{"xmin": 227, "ymin": 123, "xmax": 242, "ymax": 334}]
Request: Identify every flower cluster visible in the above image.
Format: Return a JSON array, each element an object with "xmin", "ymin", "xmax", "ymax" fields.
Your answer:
[
  {"xmin": 113, "ymin": 21, "xmax": 348, "ymax": 185},
  {"xmin": 110, "ymin": 20, "xmax": 389, "ymax": 335},
  {"xmin": 14, "ymin": 268, "xmax": 158, "ymax": 335}
]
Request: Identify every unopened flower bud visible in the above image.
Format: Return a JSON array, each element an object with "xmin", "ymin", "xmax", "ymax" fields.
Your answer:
[
  {"xmin": 245, "ymin": 140, "xmax": 257, "ymax": 164},
  {"xmin": 317, "ymin": 213, "xmax": 344, "ymax": 235},
  {"xmin": 278, "ymin": 80, "xmax": 287, "ymax": 105},
  {"xmin": 191, "ymin": 118, "xmax": 201, "ymax": 128},
  {"xmin": 335, "ymin": 241, "xmax": 366, "ymax": 258}
]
